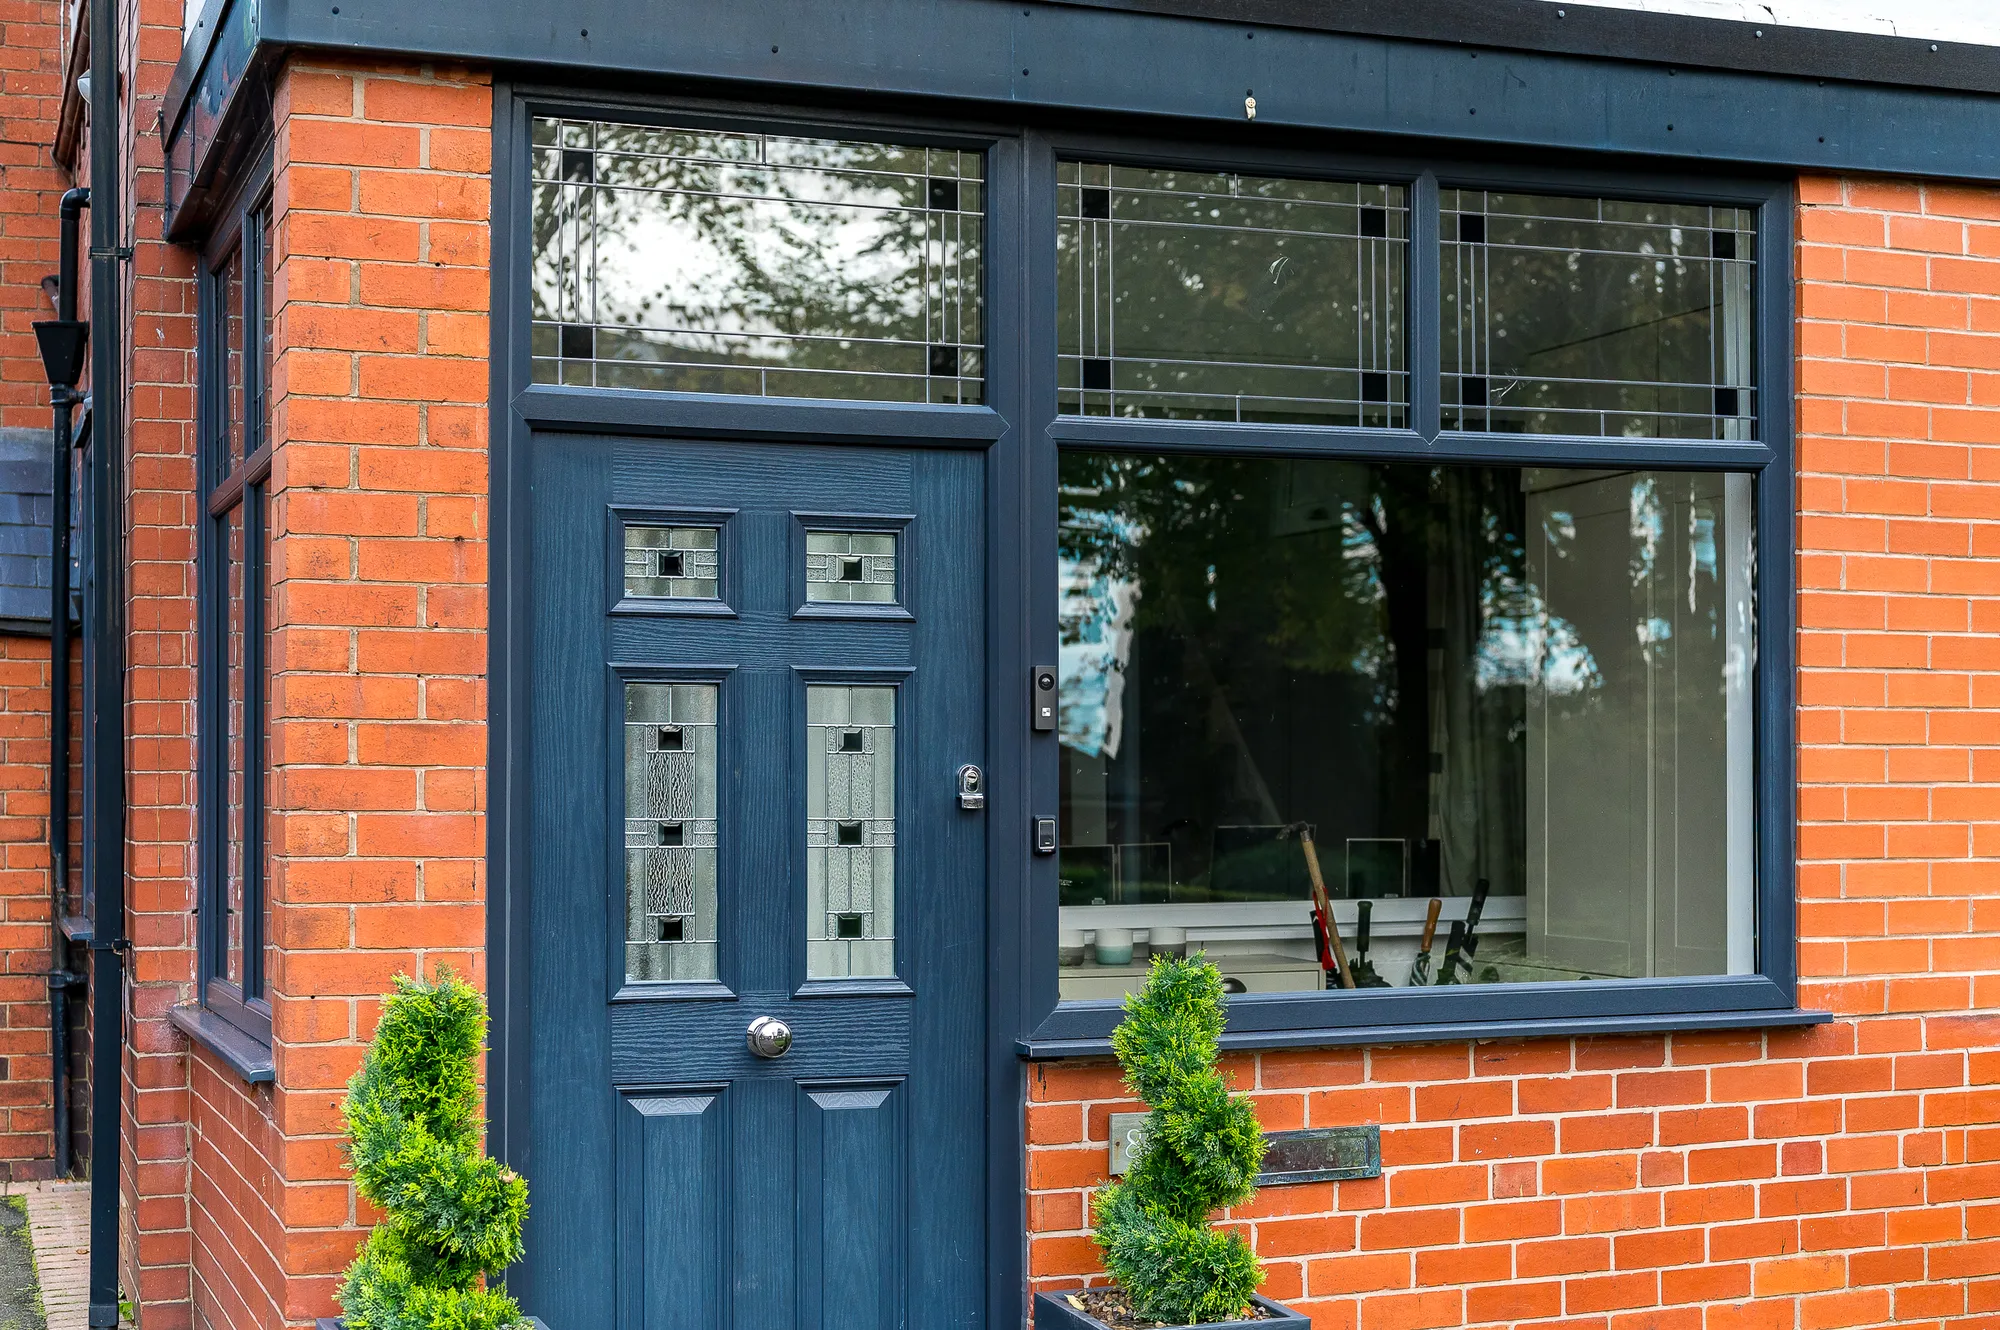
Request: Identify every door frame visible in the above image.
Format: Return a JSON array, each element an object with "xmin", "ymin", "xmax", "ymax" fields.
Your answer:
[{"xmin": 485, "ymin": 81, "xmax": 1035, "ymax": 1325}]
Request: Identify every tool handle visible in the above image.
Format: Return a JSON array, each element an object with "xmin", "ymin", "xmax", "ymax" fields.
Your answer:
[
  {"xmin": 1418, "ymin": 897, "xmax": 1442, "ymax": 952},
  {"xmin": 1436, "ymin": 920, "xmax": 1466, "ymax": 985},
  {"xmin": 1299, "ymin": 835, "xmax": 1355, "ymax": 989},
  {"xmin": 1465, "ymin": 877, "xmax": 1492, "ymax": 934},
  {"xmin": 1356, "ymin": 899, "xmax": 1373, "ymax": 957}
]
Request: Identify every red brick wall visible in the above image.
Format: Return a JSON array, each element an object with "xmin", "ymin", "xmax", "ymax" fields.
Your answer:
[
  {"xmin": 1025, "ymin": 175, "xmax": 2000, "ymax": 1329},
  {"xmin": 0, "ymin": 0, "xmax": 80, "ymax": 1188},
  {"xmin": 120, "ymin": 0, "xmax": 205, "ymax": 1318},
  {"xmin": 0, "ymin": 0, "xmax": 67, "ymax": 430},
  {"xmin": 0, "ymin": 634, "xmax": 59, "ymax": 1179},
  {"xmin": 167, "ymin": 55, "xmax": 493, "ymax": 1330}
]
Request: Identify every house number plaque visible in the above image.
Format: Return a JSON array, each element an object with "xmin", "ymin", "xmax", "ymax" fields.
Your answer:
[{"xmin": 1107, "ymin": 1114, "xmax": 1382, "ymax": 1186}]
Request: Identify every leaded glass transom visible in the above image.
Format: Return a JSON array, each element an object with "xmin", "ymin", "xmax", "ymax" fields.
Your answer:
[
  {"xmin": 624, "ymin": 525, "xmax": 721, "ymax": 600},
  {"xmin": 532, "ymin": 116, "xmax": 984, "ymax": 403},
  {"xmin": 625, "ymin": 683, "xmax": 719, "ymax": 982},
  {"xmin": 806, "ymin": 685, "xmax": 896, "ymax": 978},
  {"xmin": 806, "ymin": 531, "xmax": 898, "ymax": 604},
  {"xmin": 1058, "ymin": 161, "xmax": 1408, "ymax": 426},
  {"xmin": 1442, "ymin": 191, "xmax": 1757, "ymax": 440}
]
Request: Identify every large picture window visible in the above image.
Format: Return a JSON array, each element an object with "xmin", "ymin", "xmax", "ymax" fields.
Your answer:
[
  {"xmin": 197, "ymin": 194, "xmax": 275, "ymax": 1046},
  {"xmin": 1056, "ymin": 453, "xmax": 1755, "ymax": 997},
  {"xmin": 1038, "ymin": 161, "xmax": 1792, "ymax": 1044}
]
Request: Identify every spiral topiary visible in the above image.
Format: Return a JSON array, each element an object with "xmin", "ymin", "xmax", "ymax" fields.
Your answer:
[
  {"xmin": 337, "ymin": 970, "xmax": 530, "ymax": 1330},
  {"xmin": 1092, "ymin": 952, "xmax": 1267, "ymax": 1324}
]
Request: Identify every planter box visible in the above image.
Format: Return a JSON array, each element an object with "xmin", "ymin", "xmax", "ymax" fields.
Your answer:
[
  {"xmin": 318, "ymin": 1321, "xmax": 548, "ymax": 1330},
  {"xmin": 1035, "ymin": 1289, "xmax": 1310, "ymax": 1330}
]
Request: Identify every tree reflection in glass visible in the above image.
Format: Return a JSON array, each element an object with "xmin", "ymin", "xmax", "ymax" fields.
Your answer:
[
  {"xmin": 531, "ymin": 117, "xmax": 983, "ymax": 402},
  {"xmin": 1443, "ymin": 191, "xmax": 1756, "ymax": 440},
  {"xmin": 1056, "ymin": 451, "xmax": 1756, "ymax": 992}
]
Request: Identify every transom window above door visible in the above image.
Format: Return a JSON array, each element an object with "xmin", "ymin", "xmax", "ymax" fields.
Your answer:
[{"xmin": 530, "ymin": 116, "xmax": 984, "ymax": 403}]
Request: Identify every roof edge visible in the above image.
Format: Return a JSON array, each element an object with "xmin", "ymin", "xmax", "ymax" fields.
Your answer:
[{"xmin": 1042, "ymin": 0, "xmax": 2000, "ymax": 96}]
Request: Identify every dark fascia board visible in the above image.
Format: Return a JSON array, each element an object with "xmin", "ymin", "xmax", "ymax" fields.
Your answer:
[
  {"xmin": 163, "ymin": 0, "xmax": 2000, "ymax": 232},
  {"xmin": 1045, "ymin": 0, "xmax": 2000, "ymax": 98}
]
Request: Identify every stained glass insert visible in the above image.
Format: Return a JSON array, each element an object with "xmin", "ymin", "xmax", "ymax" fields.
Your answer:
[
  {"xmin": 1058, "ymin": 161, "xmax": 1407, "ymax": 426},
  {"xmin": 532, "ymin": 116, "xmax": 984, "ymax": 403},
  {"xmin": 1442, "ymin": 190, "xmax": 1757, "ymax": 440},
  {"xmin": 625, "ymin": 683, "xmax": 719, "ymax": 982},
  {"xmin": 806, "ymin": 685, "xmax": 896, "ymax": 979},
  {"xmin": 624, "ymin": 525, "xmax": 721, "ymax": 600},
  {"xmin": 806, "ymin": 530, "xmax": 898, "ymax": 604}
]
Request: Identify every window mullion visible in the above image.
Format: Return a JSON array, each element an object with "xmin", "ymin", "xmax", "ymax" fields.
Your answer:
[{"xmin": 1410, "ymin": 169, "xmax": 1442, "ymax": 442}]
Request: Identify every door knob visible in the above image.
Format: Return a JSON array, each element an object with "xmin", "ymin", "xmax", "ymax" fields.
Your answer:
[{"xmin": 746, "ymin": 1016, "xmax": 793, "ymax": 1059}]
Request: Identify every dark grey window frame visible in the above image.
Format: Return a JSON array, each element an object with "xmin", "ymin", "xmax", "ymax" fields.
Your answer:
[
  {"xmin": 1022, "ymin": 129, "xmax": 1810, "ymax": 1054},
  {"xmin": 489, "ymin": 84, "xmax": 1819, "ymax": 1330},
  {"xmin": 191, "ymin": 151, "xmax": 276, "ymax": 1054}
]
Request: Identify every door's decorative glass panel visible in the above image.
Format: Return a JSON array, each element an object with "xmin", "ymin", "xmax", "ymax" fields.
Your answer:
[
  {"xmin": 806, "ymin": 686, "xmax": 896, "ymax": 978},
  {"xmin": 1055, "ymin": 451, "xmax": 1755, "ymax": 1000},
  {"xmin": 1442, "ymin": 191, "xmax": 1757, "ymax": 440},
  {"xmin": 625, "ymin": 683, "xmax": 720, "ymax": 982},
  {"xmin": 625, "ymin": 525, "xmax": 721, "ymax": 600},
  {"xmin": 1058, "ymin": 161, "xmax": 1407, "ymax": 426},
  {"xmin": 805, "ymin": 531, "xmax": 898, "ymax": 605},
  {"xmin": 531, "ymin": 116, "xmax": 983, "ymax": 403}
]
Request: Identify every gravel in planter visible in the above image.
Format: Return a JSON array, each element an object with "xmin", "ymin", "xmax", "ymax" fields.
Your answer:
[{"xmin": 1035, "ymin": 1288, "xmax": 1309, "ymax": 1330}]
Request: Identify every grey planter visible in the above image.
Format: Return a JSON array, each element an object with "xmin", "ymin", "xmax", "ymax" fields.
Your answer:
[
  {"xmin": 318, "ymin": 1321, "xmax": 548, "ymax": 1330},
  {"xmin": 1035, "ymin": 1290, "xmax": 1310, "ymax": 1330}
]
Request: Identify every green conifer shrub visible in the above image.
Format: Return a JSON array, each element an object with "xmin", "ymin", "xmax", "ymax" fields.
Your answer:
[
  {"xmin": 338, "ymin": 971, "xmax": 530, "ymax": 1330},
  {"xmin": 1091, "ymin": 953, "xmax": 1267, "ymax": 1324}
]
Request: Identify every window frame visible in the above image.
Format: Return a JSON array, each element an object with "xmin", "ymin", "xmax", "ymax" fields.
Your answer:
[
  {"xmin": 492, "ymin": 96, "xmax": 1807, "ymax": 1056},
  {"xmin": 194, "ymin": 159, "xmax": 277, "ymax": 1049},
  {"xmin": 1023, "ymin": 132, "xmax": 1802, "ymax": 1053}
]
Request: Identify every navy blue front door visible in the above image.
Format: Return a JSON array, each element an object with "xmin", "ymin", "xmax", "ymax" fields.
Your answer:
[{"xmin": 521, "ymin": 434, "xmax": 988, "ymax": 1329}]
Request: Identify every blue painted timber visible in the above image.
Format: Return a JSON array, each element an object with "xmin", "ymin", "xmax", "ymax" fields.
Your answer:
[
  {"xmin": 518, "ymin": 434, "xmax": 988, "ymax": 1328},
  {"xmin": 165, "ymin": 0, "xmax": 2000, "ymax": 234}
]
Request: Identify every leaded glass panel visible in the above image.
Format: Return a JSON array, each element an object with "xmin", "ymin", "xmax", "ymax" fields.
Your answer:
[
  {"xmin": 532, "ymin": 116, "xmax": 984, "ymax": 403},
  {"xmin": 805, "ymin": 530, "xmax": 898, "ymax": 604},
  {"xmin": 806, "ymin": 685, "xmax": 896, "ymax": 978},
  {"xmin": 625, "ymin": 683, "xmax": 720, "ymax": 982},
  {"xmin": 1058, "ymin": 161, "xmax": 1407, "ymax": 426},
  {"xmin": 1442, "ymin": 191, "xmax": 1757, "ymax": 440},
  {"xmin": 624, "ymin": 525, "xmax": 721, "ymax": 600}
]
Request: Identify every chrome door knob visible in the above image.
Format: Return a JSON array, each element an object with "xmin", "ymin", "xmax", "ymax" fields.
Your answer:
[{"xmin": 746, "ymin": 1016, "xmax": 793, "ymax": 1059}]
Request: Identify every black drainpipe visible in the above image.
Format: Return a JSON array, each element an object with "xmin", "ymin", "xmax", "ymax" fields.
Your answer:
[
  {"xmin": 83, "ymin": 0, "xmax": 127, "ymax": 1315},
  {"xmin": 31, "ymin": 184, "xmax": 90, "ymax": 1179}
]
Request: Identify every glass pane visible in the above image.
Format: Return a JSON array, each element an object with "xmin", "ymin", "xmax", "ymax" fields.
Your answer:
[
  {"xmin": 1058, "ymin": 161, "xmax": 1407, "ymax": 426},
  {"xmin": 258, "ymin": 206, "xmax": 276, "ymax": 454},
  {"xmin": 624, "ymin": 525, "xmax": 721, "ymax": 600},
  {"xmin": 220, "ymin": 245, "xmax": 245, "ymax": 477},
  {"xmin": 1055, "ymin": 451, "xmax": 1755, "ymax": 1001},
  {"xmin": 1442, "ymin": 191, "xmax": 1757, "ymax": 440},
  {"xmin": 257, "ymin": 484, "xmax": 273, "ymax": 998},
  {"xmin": 625, "ymin": 683, "xmax": 720, "ymax": 982},
  {"xmin": 805, "ymin": 530, "xmax": 898, "ymax": 604},
  {"xmin": 806, "ymin": 685, "xmax": 896, "ymax": 979},
  {"xmin": 531, "ymin": 116, "xmax": 983, "ymax": 404},
  {"xmin": 223, "ymin": 504, "xmax": 247, "ymax": 987}
]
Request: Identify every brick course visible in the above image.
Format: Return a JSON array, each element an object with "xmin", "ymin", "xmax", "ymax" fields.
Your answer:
[{"xmin": 1026, "ymin": 175, "xmax": 2000, "ymax": 1329}]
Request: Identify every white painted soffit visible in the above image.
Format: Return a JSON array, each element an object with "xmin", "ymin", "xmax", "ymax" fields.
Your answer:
[{"xmin": 1539, "ymin": 0, "xmax": 2000, "ymax": 48}]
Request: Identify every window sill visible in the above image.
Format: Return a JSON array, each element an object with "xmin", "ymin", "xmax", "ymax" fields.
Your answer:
[
  {"xmin": 1019, "ymin": 1005, "xmax": 1830, "ymax": 1059},
  {"xmin": 169, "ymin": 1002, "xmax": 275, "ymax": 1084}
]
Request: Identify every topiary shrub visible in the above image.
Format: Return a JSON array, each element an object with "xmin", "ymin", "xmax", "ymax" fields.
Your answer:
[
  {"xmin": 1091, "ymin": 952, "xmax": 1267, "ymax": 1324},
  {"xmin": 338, "ymin": 970, "xmax": 530, "ymax": 1330}
]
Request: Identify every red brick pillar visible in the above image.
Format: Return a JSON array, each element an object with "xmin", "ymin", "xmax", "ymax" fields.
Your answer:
[{"xmin": 257, "ymin": 56, "xmax": 493, "ymax": 1328}]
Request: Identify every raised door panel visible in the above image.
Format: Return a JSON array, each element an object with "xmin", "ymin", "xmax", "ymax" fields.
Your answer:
[
  {"xmin": 618, "ymin": 1091, "xmax": 732, "ymax": 1330},
  {"xmin": 798, "ymin": 1084, "xmax": 906, "ymax": 1330}
]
